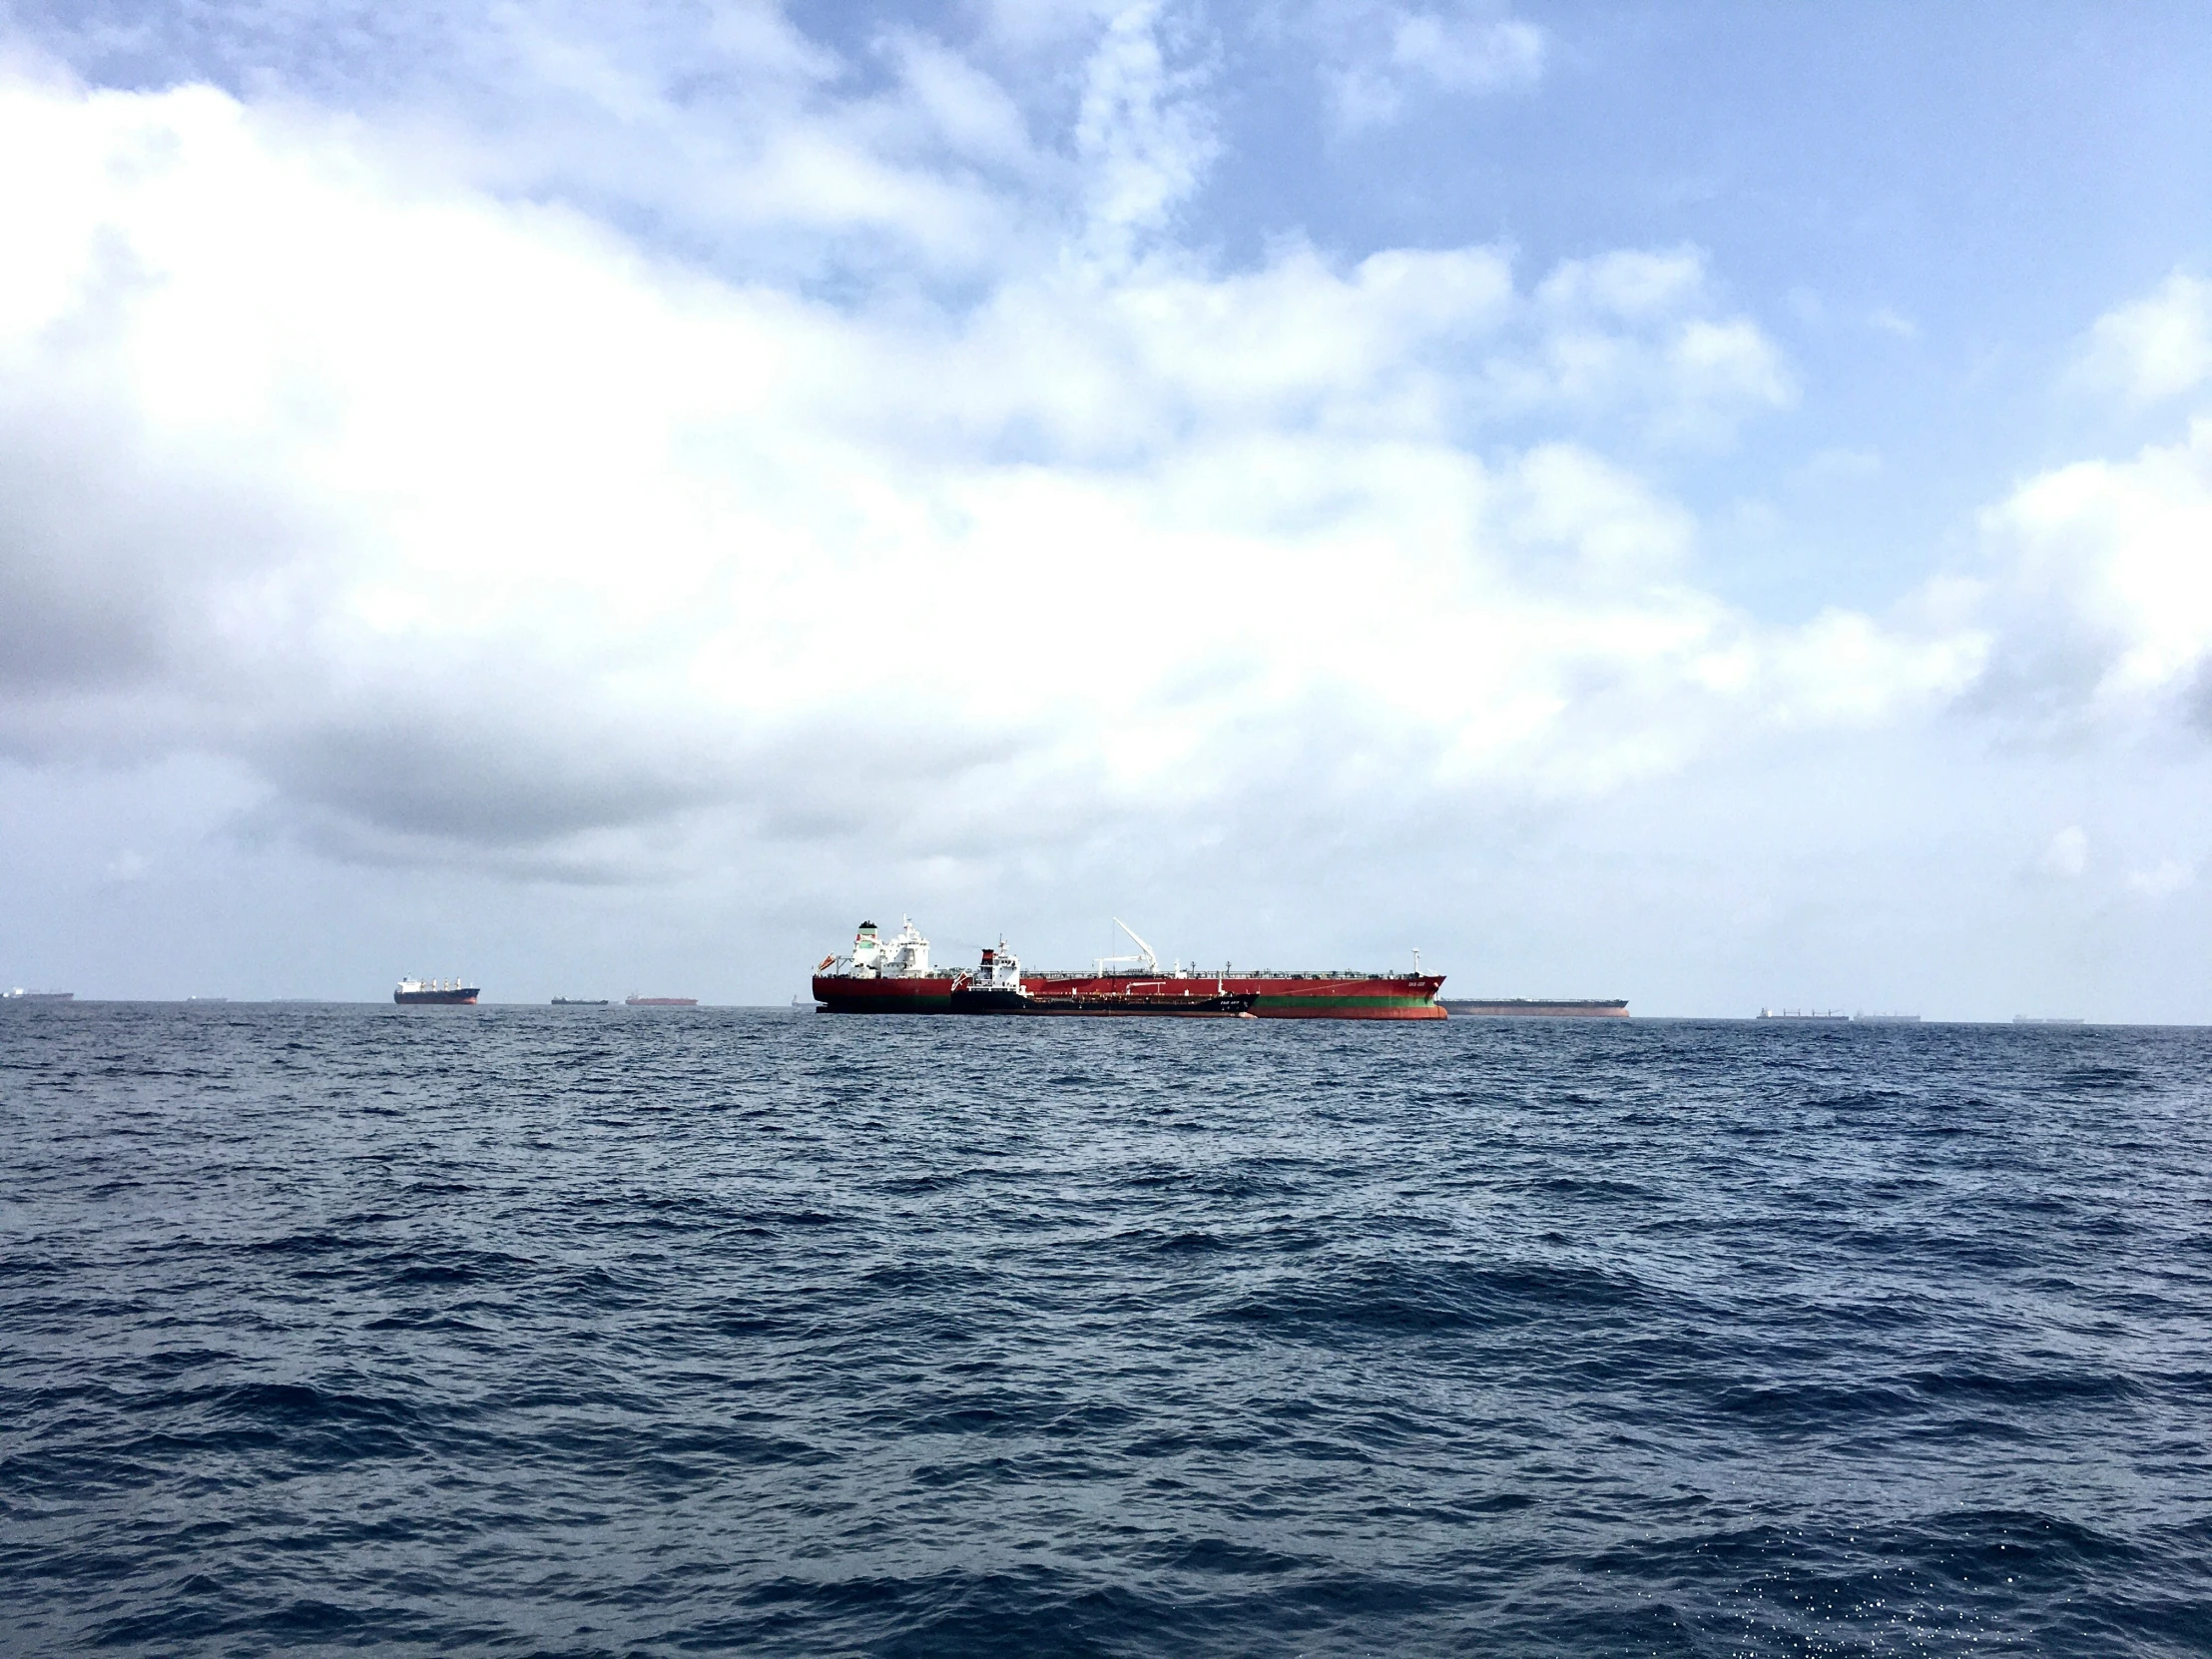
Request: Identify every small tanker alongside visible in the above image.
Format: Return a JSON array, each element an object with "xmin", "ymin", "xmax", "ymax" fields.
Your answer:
[
  {"xmin": 948, "ymin": 941, "xmax": 1256, "ymax": 1017},
  {"xmin": 812, "ymin": 919, "xmax": 1443, "ymax": 1020}
]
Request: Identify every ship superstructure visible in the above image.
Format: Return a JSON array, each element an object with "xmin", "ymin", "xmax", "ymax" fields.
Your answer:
[
  {"xmin": 812, "ymin": 918, "xmax": 1443, "ymax": 1020},
  {"xmin": 947, "ymin": 938, "xmax": 1032, "ymax": 1013}
]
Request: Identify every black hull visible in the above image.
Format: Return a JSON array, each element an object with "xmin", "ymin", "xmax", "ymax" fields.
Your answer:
[
  {"xmin": 394, "ymin": 989, "xmax": 479, "ymax": 1005},
  {"xmin": 948, "ymin": 986, "xmax": 1030, "ymax": 1013}
]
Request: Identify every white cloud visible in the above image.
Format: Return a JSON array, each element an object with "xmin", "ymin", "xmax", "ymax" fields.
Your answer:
[
  {"xmin": 2127, "ymin": 858, "xmax": 2193, "ymax": 898},
  {"xmin": 0, "ymin": 59, "xmax": 1970, "ymax": 880},
  {"xmin": 877, "ymin": 32, "xmax": 1039, "ymax": 169},
  {"xmin": 1391, "ymin": 11, "xmax": 1544, "ymax": 89},
  {"xmin": 248, "ymin": 3, "xmax": 1072, "ymax": 286},
  {"xmin": 2074, "ymin": 272, "xmax": 2212, "ymax": 404},
  {"xmin": 1326, "ymin": 6, "xmax": 1544, "ymax": 133},
  {"xmin": 1536, "ymin": 249, "xmax": 1706, "ymax": 318},
  {"xmin": 1945, "ymin": 274, "xmax": 2212, "ymax": 747},
  {"xmin": 1514, "ymin": 250, "xmax": 1795, "ymax": 441},
  {"xmin": 1978, "ymin": 416, "xmax": 2212, "ymax": 714},
  {"xmin": 1074, "ymin": 2, "xmax": 1216, "ymax": 262}
]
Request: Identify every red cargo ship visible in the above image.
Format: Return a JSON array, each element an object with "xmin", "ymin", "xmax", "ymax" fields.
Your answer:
[{"xmin": 811, "ymin": 919, "xmax": 1444, "ymax": 1021}]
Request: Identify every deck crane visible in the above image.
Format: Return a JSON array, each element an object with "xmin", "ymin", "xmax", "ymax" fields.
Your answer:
[{"xmin": 1093, "ymin": 917, "xmax": 1160, "ymax": 975}]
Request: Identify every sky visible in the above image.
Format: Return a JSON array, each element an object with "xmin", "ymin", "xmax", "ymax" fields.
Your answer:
[{"xmin": 2, "ymin": 0, "xmax": 2210, "ymax": 1016}]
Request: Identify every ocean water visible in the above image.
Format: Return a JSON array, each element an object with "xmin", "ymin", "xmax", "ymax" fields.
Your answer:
[{"xmin": 2, "ymin": 1004, "xmax": 2208, "ymax": 1656}]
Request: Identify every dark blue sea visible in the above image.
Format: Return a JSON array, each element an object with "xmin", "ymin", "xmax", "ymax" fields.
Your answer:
[{"xmin": 3, "ymin": 1005, "xmax": 2208, "ymax": 1656}]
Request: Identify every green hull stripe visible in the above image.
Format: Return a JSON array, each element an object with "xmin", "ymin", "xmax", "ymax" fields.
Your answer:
[{"xmin": 1251, "ymin": 996, "xmax": 1438, "ymax": 1011}]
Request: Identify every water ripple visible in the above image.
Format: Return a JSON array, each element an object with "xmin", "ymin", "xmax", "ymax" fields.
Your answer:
[{"xmin": 1, "ymin": 1004, "xmax": 2207, "ymax": 1654}]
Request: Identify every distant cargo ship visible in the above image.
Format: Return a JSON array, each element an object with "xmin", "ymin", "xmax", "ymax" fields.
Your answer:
[
  {"xmin": 1441, "ymin": 998, "xmax": 1627, "ymax": 1018},
  {"xmin": 551, "ymin": 997, "xmax": 609, "ymax": 1006},
  {"xmin": 625, "ymin": 994, "xmax": 699, "ymax": 1007},
  {"xmin": 1757, "ymin": 1008, "xmax": 1849, "ymax": 1021},
  {"xmin": 2014, "ymin": 1016, "xmax": 2086, "ymax": 1026},
  {"xmin": 394, "ymin": 977, "xmax": 478, "ymax": 1005},
  {"xmin": 812, "ymin": 919, "xmax": 1442, "ymax": 1020},
  {"xmin": 3, "ymin": 988, "xmax": 73, "ymax": 1002}
]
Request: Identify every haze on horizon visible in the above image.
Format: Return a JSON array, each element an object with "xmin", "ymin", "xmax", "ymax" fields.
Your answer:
[{"xmin": 2, "ymin": 1, "xmax": 2209, "ymax": 1019}]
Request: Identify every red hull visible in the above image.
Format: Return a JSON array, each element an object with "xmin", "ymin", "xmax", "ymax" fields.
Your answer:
[{"xmin": 812, "ymin": 971, "xmax": 1444, "ymax": 1020}]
